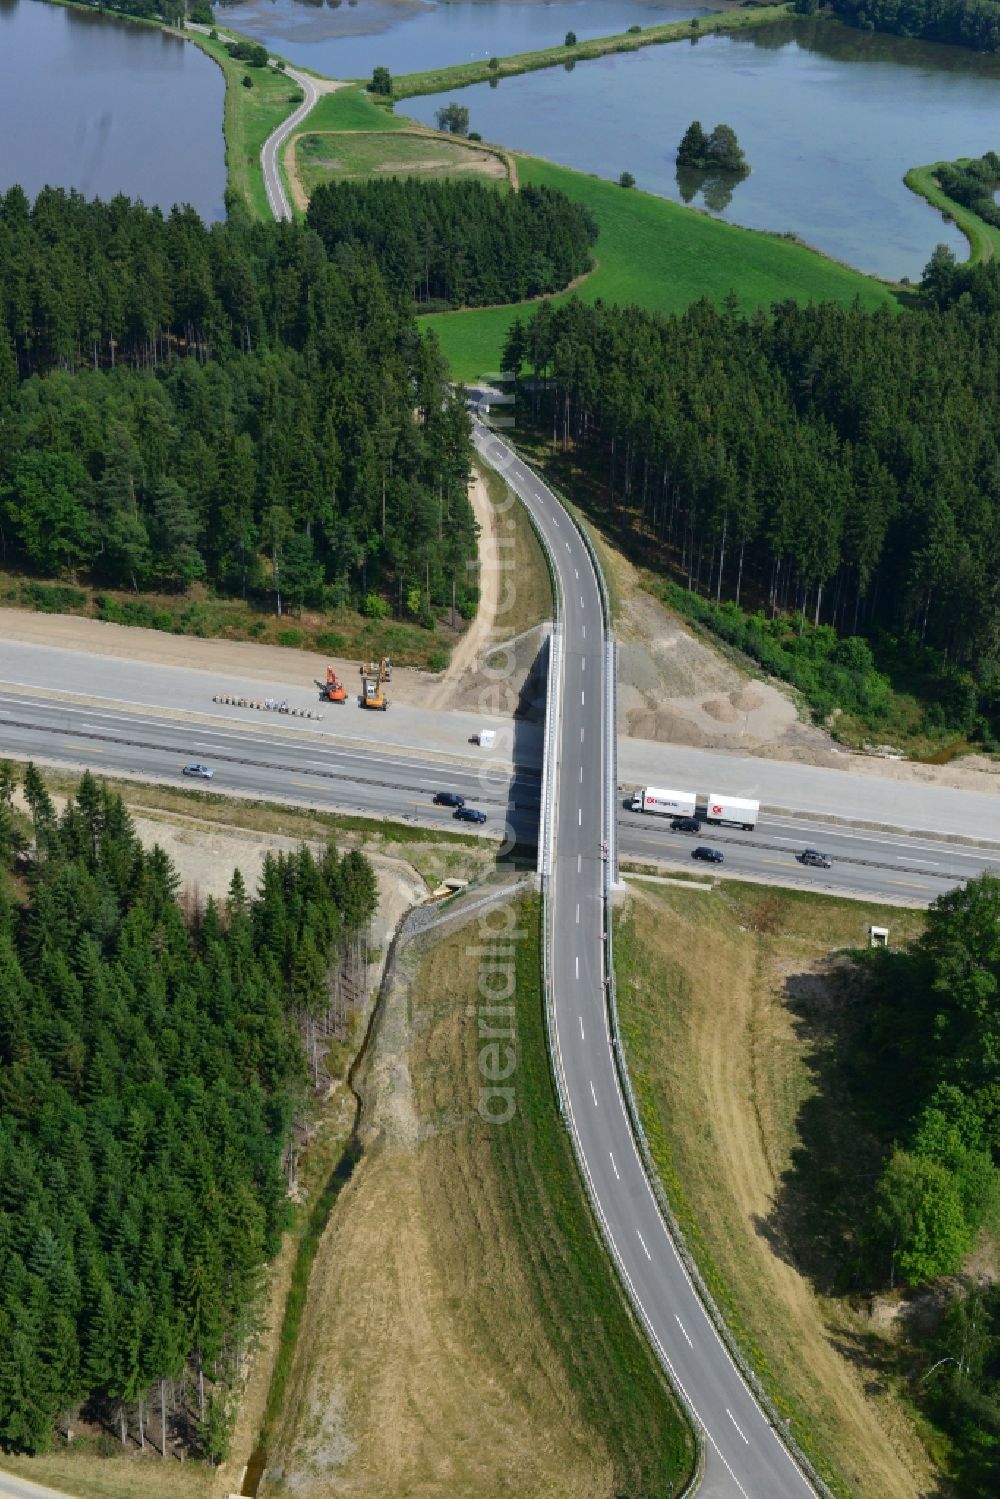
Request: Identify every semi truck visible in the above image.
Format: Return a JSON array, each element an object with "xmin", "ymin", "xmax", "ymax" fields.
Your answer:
[
  {"xmin": 704, "ymin": 794, "xmax": 759, "ymax": 831},
  {"xmin": 630, "ymin": 787, "xmax": 697, "ymax": 818}
]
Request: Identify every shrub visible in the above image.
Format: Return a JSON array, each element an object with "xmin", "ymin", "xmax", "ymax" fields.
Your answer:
[
  {"xmin": 363, "ymin": 591, "xmax": 391, "ymax": 620},
  {"xmin": 565, "ymin": 30, "xmax": 577, "ymax": 45},
  {"xmin": 315, "ymin": 630, "xmax": 347, "ymax": 653},
  {"xmin": 226, "ymin": 39, "xmax": 268, "ymax": 67},
  {"xmin": 276, "ymin": 628, "xmax": 305, "ymax": 648},
  {"xmin": 22, "ymin": 581, "xmax": 86, "ymax": 613},
  {"xmin": 619, "ymin": 171, "xmax": 636, "ymax": 189}
]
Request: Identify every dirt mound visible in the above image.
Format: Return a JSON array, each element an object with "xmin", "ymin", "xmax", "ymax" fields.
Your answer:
[
  {"xmin": 730, "ymin": 686, "xmax": 765, "ymax": 712},
  {"xmin": 702, "ymin": 697, "xmax": 740, "ymax": 723}
]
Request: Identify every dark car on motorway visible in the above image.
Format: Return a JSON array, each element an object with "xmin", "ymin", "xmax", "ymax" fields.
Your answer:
[
  {"xmin": 434, "ymin": 791, "xmax": 465, "ymax": 807},
  {"xmin": 671, "ymin": 816, "xmax": 700, "ymax": 833},
  {"xmin": 182, "ymin": 762, "xmax": 214, "ymax": 780},
  {"xmin": 454, "ymin": 806, "xmax": 487, "ymax": 824},
  {"xmin": 692, "ymin": 846, "xmax": 724, "ymax": 864},
  {"xmin": 798, "ymin": 848, "xmax": 832, "ymax": 869}
]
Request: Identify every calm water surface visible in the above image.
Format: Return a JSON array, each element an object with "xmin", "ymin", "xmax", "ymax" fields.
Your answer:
[
  {"xmin": 406, "ymin": 18, "xmax": 1000, "ymax": 279},
  {"xmin": 0, "ymin": 0, "xmax": 225, "ymax": 218},
  {"xmin": 216, "ymin": 0, "xmax": 714, "ymax": 78}
]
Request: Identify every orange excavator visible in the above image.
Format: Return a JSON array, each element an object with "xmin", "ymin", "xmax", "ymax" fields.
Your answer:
[{"xmin": 319, "ymin": 666, "xmax": 348, "ymax": 704}]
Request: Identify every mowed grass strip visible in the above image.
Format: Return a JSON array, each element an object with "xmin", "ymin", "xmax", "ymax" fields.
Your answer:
[
  {"xmin": 392, "ymin": 3, "xmax": 792, "ymax": 99},
  {"xmin": 189, "ymin": 34, "xmax": 307, "ymax": 220},
  {"xmin": 266, "ymin": 894, "xmax": 693, "ymax": 1498},
  {"xmin": 296, "ymin": 129, "xmax": 508, "ymax": 197},
  {"xmin": 446, "ymin": 896, "xmax": 694, "ymax": 1496},
  {"xmin": 420, "ymin": 155, "xmax": 897, "ymax": 381},
  {"xmin": 615, "ymin": 881, "xmax": 936, "ymax": 1499}
]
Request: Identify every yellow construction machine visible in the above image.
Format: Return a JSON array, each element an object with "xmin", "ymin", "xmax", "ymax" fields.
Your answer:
[{"xmin": 359, "ymin": 656, "xmax": 390, "ymax": 711}]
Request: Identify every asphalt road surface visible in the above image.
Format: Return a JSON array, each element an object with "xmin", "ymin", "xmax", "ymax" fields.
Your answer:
[
  {"xmin": 261, "ymin": 64, "xmax": 319, "ymax": 221},
  {"xmin": 0, "ymin": 688, "xmax": 996, "ymax": 905},
  {"xmin": 471, "ymin": 421, "xmax": 814, "ymax": 1498}
]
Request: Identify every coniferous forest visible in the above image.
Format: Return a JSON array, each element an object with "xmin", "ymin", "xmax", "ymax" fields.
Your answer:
[
  {"xmin": 0, "ymin": 766, "xmax": 377, "ymax": 1459},
  {"xmin": 503, "ymin": 285, "xmax": 1000, "ymax": 743},
  {"xmin": 305, "ymin": 178, "xmax": 598, "ymax": 311},
  {"xmin": 0, "ymin": 187, "xmax": 476, "ymax": 620}
]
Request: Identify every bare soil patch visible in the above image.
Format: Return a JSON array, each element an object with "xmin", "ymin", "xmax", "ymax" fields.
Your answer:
[
  {"xmin": 425, "ymin": 462, "xmax": 552, "ymax": 719},
  {"xmin": 608, "ymin": 545, "xmax": 1000, "ymax": 795}
]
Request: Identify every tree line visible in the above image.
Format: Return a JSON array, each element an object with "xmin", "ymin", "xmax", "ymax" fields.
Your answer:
[
  {"xmin": 305, "ymin": 177, "xmax": 597, "ymax": 312},
  {"xmin": 826, "ymin": 0, "xmax": 1000, "ymax": 51},
  {"xmin": 0, "ymin": 767, "xmax": 378, "ymax": 1459},
  {"xmin": 502, "ymin": 288, "xmax": 1000, "ymax": 742},
  {"xmin": 852, "ymin": 877, "xmax": 1000, "ymax": 1493},
  {"xmin": 0, "ymin": 187, "xmax": 476, "ymax": 623}
]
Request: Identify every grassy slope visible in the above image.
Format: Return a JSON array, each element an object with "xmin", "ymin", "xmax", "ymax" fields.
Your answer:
[
  {"xmin": 0, "ymin": 573, "xmax": 457, "ymax": 672},
  {"xmin": 905, "ymin": 161, "xmax": 1000, "ymax": 265},
  {"xmin": 392, "ymin": 3, "xmax": 792, "ymax": 98},
  {"xmin": 189, "ymin": 34, "xmax": 306, "ymax": 220},
  {"xmin": 421, "ymin": 156, "xmax": 897, "ymax": 381},
  {"xmin": 479, "ymin": 463, "xmax": 553, "ymax": 638},
  {"xmin": 266, "ymin": 894, "xmax": 694, "ymax": 1498},
  {"xmin": 615, "ymin": 881, "xmax": 936, "ymax": 1499}
]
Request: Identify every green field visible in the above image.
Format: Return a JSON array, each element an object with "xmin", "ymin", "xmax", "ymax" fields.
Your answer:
[
  {"xmin": 905, "ymin": 161, "xmax": 1000, "ymax": 264},
  {"xmin": 420, "ymin": 156, "xmax": 898, "ymax": 381},
  {"xmin": 302, "ymin": 85, "xmax": 407, "ymax": 133},
  {"xmin": 295, "ymin": 128, "xmax": 508, "ymax": 196}
]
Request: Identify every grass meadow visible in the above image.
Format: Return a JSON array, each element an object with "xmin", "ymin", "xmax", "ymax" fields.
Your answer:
[{"xmin": 420, "ymin": 155, "xmax": 897, "ymax": 381}]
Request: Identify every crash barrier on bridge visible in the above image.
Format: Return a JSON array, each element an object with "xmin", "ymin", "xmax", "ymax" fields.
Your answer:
[
  {"xmin": 213, "ymin": 694, "xmax": 324, "ymax": 721},
  {"xmin": 472, "ymin": 425, "xmax": 570, "ymax": 1120}
]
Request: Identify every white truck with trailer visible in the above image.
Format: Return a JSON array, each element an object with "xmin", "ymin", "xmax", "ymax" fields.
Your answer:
[
  {"xmin": 704, "ymin": 794, "xmax": 759, "ymax": 831},
  {"xmin": 630, "ymin": 787, "xmax": 697, "ymax": 818}
]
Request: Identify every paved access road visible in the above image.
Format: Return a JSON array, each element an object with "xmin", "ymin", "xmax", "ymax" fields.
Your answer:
[
  {"xmin": 471, "ymin": 421, "xmax": 813, "ymax": 1499},
  {"xmin": 261, "ymin": 64, "xmax": 319, "ymax": 220}
]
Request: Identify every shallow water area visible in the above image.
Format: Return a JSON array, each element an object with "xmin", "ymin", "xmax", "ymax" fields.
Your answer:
[
  {"xmin": 214, "ymin": 0, "xmax": 715, "ymax": 78},
  {"xmin": 0, "ymin": 0, "xmax": 226, "ymax": 218},
  {"xmin": 405, "ymin": 17, "xmax": 999, "ymax": 279}
]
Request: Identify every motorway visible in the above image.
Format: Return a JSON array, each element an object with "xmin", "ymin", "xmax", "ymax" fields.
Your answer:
[
  {"xmin": 0, "ymin": 686, "xmax": 996, "ymax": 906},
  {"xmin": 471, "ymin": 421, "xmax": 813, "ymax": 1499}
]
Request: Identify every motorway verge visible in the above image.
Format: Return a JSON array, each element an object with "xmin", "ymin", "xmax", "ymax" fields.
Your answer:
[
  {"xmin": 261, "ymin": 892, "xmax": 695, "ymax": 1498},
  {"xmin": 614, "ymin": 880, "xmax": 938, "ymax": 1499}
]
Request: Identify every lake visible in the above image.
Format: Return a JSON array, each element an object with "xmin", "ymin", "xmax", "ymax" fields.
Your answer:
[
  {"xmin": 215, "ymin": 0, "xmax": 715, "ymax": 79},
  {"xmin": 404, "ymin": 17, "xmax": 1000, "ymax": 280},
  {"xmin": 0, "ymin": 0, "xmax": 226, "ymax": 220}
]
